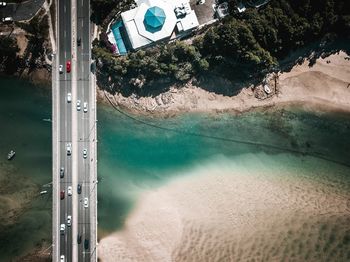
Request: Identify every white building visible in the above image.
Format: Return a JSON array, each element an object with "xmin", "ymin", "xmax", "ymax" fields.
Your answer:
[{"xmin": 120, "ymin": 0, "xmax": 199, "ymax": 50}]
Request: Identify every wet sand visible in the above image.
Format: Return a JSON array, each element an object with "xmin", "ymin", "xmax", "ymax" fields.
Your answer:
[
  {"xmin": 97, "ymin": 51, "xmax": 350, "ymax": 261},
  {"xmin": 98, "ymin": 156, "xmax": 350, "ymax": 261}
]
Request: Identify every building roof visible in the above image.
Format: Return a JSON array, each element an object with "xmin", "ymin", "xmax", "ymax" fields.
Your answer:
[
  {"xmin": 133, "ymin": 0, "xmax": 177, "ymax": 43},
  {"xmin": 120, "ymin": 0, "xmax": 199, "ymax": 50},
  {"xmin": 144, "ymin": 6, "xmax": 166, "ymax": 31}
]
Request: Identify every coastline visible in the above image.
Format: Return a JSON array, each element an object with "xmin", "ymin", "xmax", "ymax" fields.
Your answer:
[
  {"xmin": 98, "ymin": 51, "xmax": 350, "ymax": 116},
  {"xmin": 97, "ymin": 51, "xmax": 350, "ymax": 261}
]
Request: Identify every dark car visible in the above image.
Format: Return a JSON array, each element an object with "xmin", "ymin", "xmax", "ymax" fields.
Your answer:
[
  {"xmin": 60, "ymin": 190, "xmax": 65, "ymax": 200},
  {"xmin": 84, "ymin": 239, "xmax": 89, "ymax": 250},
  {"xmin": 77, "ymin": 184, "xmax": 82, "ymax": 194},
  {"xmin": 77, "ymin": 38, "xmax": 81, "ymax": 46},
  {"xmin": 77, "ymin": 234, "xmax": 82, "ymax": 244},
  {"xmin": 60, "ymin": 167, "xmax": 64, "ymax": 178}
]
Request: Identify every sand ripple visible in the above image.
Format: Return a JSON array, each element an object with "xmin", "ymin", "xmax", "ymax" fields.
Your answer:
[{"xmin": 98, "ymin": 158, "xmax": 350, "ymax": 262}]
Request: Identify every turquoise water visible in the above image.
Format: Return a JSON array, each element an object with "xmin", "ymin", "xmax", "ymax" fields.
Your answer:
[
  {"xmin": 0, "ymin": 77, "xmax": 350, "ymax": 260},
  {"xmin": 111, "ymin": 21, "xmax": 127, "ymax": 55},
  {"xmin": 97, "ymin": 104, "xmax": 350, "ymax": 232}
]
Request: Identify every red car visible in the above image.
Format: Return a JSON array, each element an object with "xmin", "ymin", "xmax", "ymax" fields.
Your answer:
[
  {"xmin": 66, "ymin": 60, "xmax": 71, "ymax": 73},
  {"xmin": 60, "ymin": 190, "xmax": 65, "ymax": 200}
]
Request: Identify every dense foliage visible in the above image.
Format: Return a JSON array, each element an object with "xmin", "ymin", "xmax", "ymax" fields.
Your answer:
[
  {"xmin": 91, "ymin": 0, "xmax": 133, "ymax": 25},
  {"xmin": 18, "ymin": 14, "xmax": 49, "ymax": 62},
  {"xmin": 0, "ymin": 10, "xmax": 51, "ymax": 76},
  {"xmin": 93, "ymin": 0, "xmax": 350, "ymax": 94},
  {"xmin": 228, "ymin": 0, "xmax": 350, "ymax": 58},
  {"xmin": 94, "ymin": 41, "xmax": 209, "ymax": 94},
  {"xmin": 0, "ymin": 36, "xmax": 20, "ymax": 74}
]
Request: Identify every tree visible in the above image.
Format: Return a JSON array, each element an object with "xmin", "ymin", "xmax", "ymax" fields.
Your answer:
[{"xmin": 0, "ymin": 36, "xmax": 20, "ymax": 74}]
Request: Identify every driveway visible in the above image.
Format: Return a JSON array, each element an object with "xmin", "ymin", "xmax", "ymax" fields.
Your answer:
[{"xmin": 190, "ymin": 0, "xmax": 216, "ymax": 25}]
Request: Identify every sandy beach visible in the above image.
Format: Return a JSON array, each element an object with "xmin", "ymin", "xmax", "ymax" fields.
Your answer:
[
  {"xmin": 99, "ymin": 51, "xmax": 350, "ymax": 115},
  {"xmin": 97, "ymin": 51, "xmax": 350, "ymax": 261},
  {"xmin": 98, "ymin": 156, "xmax": 350, "ymax": 261}
]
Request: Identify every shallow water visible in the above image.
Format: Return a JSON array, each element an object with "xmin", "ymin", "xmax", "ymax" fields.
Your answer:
[
  {"xmin": 0, "ymin": 78, "xmax": 52, "ymax": 261},
  {"xmin": 97, "ymin": 104, "xmax": 350, "ymax": 232},
  {"xmin": 0, "ymin": 77, "xmax": 350, "ymax": 260}
]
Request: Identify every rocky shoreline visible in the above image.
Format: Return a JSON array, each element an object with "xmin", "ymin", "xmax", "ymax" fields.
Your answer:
[{"xmin": 98, "ymin": 51, "xmax": 350, "ymax": 117}]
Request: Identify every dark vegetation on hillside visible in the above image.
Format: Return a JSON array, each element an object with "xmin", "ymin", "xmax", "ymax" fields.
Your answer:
[
  {"xmin": 0, "ymin": 36, "xmax": 20, "ymax": 74},
  {"xmin": 0, "ymin": 10, "xmax": 50, "ymax": 76},
  {"xmin": 92, "ymin": 0, "xmax": 350, "ymax": 95}
]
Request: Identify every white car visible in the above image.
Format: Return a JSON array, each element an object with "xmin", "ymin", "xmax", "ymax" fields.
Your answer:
[
  {"xmin": 60, "ymin": 255, "xmax": 65, "ymax": 262},
  {"xmin": 76, "ymin": 100, "xmax": 81, "ymax": 111},
  {"xmin": 67, "ymin": 215, "xmax": 72, "ymax": 226},
  {"xmin": 197, "ymin": 0, "xmax": 205, "ymax": 4},
  {"xmin": 60, "ymin": 224, "xmax": 65, "ymax": 234},
  {"xmin": 83, "ymin": 102, "xmax": 88, "ymax": 113},
  {"xmin": 66, "ymin": 143, "xmax": 72, "ymax": 155},
  {"xmin": 68, "ymin": 186, "xmax": 72, "ymax": 196},
  {"xmin": 59, "ymin": 64, "xmax": 63, "ymax": 74},
  {"xmin": 2, "ymin": 17, "xmax": 13, "ymax": 23},
  {"xmin": 84, "ymin": 197, "xmax": 88, "ymax": 208},
  {"xmin": 67, "ymin": 92, "xmax": 71, "ymax": 103},
  {"xmin": 0, "ymin": 2, "xmax": 7, "ymax": 7},
  {"xmin": 83, "ymin": 149, "xmax": 87, "ymax": 159}
]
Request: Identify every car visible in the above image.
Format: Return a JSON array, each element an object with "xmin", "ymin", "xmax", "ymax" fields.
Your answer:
[
  {"xmin": 60, "ymin": 255, "xmax": 65, "ymax": 262},
  {"xmin": 77, "ymin": 38, "xmax": 81, "ymax": 46},
  {"xmin": 77, "ymin": 184, "xmax": 82, "ymax": 194},
  {"xmin": 67, "ymin": 92, "xmax": 72, "ymax": 103},
  {"xmin": 77, "ymin": 234, "xmax": 82, "ymax": 244},
  {"xmin": 66, "ymin": 60, "xmax": 71, "ymax": 73},
  {"xmin": 60, "ymin": 224, "xmax": 65, "ymax": 235},
  {"xmin": 60, "ymin": 190, "xmax": 65, "ymax": 200},
  {"xmin": 0, "ymin": 2, "xmax": 7, "ymax": 7},
  {"xmin": 197, "ymin": 0, "xmax": 205, "ymax": 4},
  {"xmin": 2, "ymin": 17, "xmax": 13, "ymax": 23},
  {"xmin": 67, "ymin": 215, "xmax": 72, "ymax": 226},
  {"xmin": 76, "ymin": 100, "xmax": 81, "ymax": 111},
  {"xmin": 66, "ymin": 143, "xmax": 72, "ymax": 155},
  {"xmin": 84, "ymin": 197, "xmax": 88, "ymax": 208},
  {"xmin": 68, "ymin": 186, "xmax": 72, "ymax": 196},
  {"xmin": 83, "ymin": 149, "xmax": 87, "ymax": 159},
  {"xmin": 60, "ymin": 167, "xmax": 64, "ymax": 178},
  {"xmin": 83, "ymin": 102, "xmax": 88, "ymax": 113},
  {"xmin": 59, "ymin": 64, "xmax": 63, "ymax": 74},
  {"xmin": 84, "ymin": 239, "xmax": 89, "ymax": 250}
]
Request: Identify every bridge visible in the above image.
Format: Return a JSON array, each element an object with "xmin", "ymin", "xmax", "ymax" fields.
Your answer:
[{"xmin": 52, "ymin": 0, "xmax": 97, "ymax": 261}]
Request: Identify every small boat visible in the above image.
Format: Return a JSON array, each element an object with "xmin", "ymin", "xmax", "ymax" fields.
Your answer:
[
  {"xmin": 7, "ymin": 150, "xmax": 15, "ymax": 160},
  {"xmin": 42, "ymin": 118, "xmax": 52, "ymax": 123}
]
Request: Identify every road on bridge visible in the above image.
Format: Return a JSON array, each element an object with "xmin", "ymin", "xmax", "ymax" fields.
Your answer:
[{"xmin": 52, "ymin": 0, "xmax": 97, "ymax": 261}]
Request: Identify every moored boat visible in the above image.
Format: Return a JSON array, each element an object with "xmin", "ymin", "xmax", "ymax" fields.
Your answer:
[{"xmin": 7, "ymin": 150, "xmax": 15, "ymax": 160}]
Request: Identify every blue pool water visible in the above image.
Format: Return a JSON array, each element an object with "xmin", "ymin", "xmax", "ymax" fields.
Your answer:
[{"xmin": 111, "ymin": 21, "xmax": 127, "ymax": 55}]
